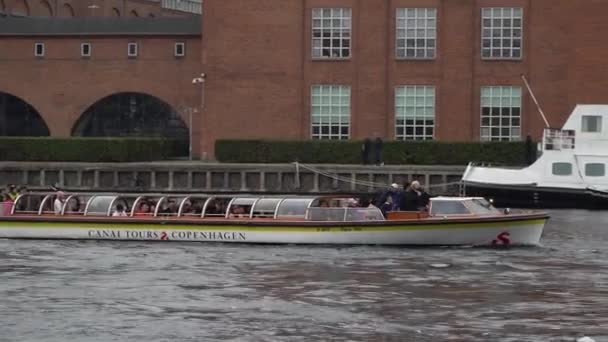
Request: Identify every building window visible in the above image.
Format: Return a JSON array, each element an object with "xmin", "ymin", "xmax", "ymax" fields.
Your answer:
[
  {"xmin": 396, "ymin": 8, "xmax": 437, "ymax": 59},
  {"xmin": 480, "ymin": 86, "xmax": 521, "ymax": 141},
  {"xmin": 34, "ymin": 43, "xmax": 45, "ymax": 57},
  {"xmin": 174, "ymin": 42, "xmax": 185, "ymax": 57},
  {"xmin": 312, "ymin": 8, "xmax": 351, "ymax": 59},
  {"xmin": 552, "ymin": 162, "xmax": 572, "ymax": 176},
  {"xmin": 582, "ymin": 115, "xmax": 602, "ymax": 132},
  {"xmin": 395, "ymin": 86, "xmax": 435, "ymax": 140},
  {"xmin": 311, "ymin": 85, "xmax": 350, "ymax": 140},
  {"xmin": 481, "ymin": 7, "xmax": 522, "ymax": 59},
  {"xmin": 128, "ymin": 42, "xmax": 138, "ymax": 58},
  {"xmin": 585, "ymin": 163, "xmax": 605, "ymax": 177},
  {"xmin": 81, "ymin": 43, "xmax": 91, "ymax": 57}
]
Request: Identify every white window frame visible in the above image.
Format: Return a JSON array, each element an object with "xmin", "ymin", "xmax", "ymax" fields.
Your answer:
[
  {"xmin": 396, "ymin": 8, "xmax": 437, "ymax": 59},
  {"xmin": 34, "ymin": 42, "xmax": 45, "ymax": 57},
  {"xmin": 395, "ymin": 85, "xmax": 435, "ymax": 140},
  {"xmin": 311, "ymin": 85, "xmax": 351, "ymax": 140},
  {"xmin": 480, "ymin": 86, "xmax": 522, "ymax": 141},
  {"xmin": 81, "ymin": 43, "xmax": 91, "ymax": 57},
  {"xmin": 127, "ymin": 42, "xmax": 138, "ymax": 58},
  {"xmin": 174, "ymin": 42, "xmax": 185, "ymax": 57},
  {"xmin": 582, "ymin": 115, "xmax": 602, "ymax": 133},
  {"xmin": 481, "ymin": 7, "xmax": 523, "ymax": 60},
  {"xmin": 311, "ymin": 8, "xmax": 351, "ymax": 59}
]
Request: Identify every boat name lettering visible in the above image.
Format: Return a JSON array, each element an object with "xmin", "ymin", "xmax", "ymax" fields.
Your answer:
[
  {"xmin": 169, "ymin": 231, "xmax": 246, "ymax": 241},
  {"xmin": 87, "ymin": 229, "xmax": 246, "ymax": 241}
]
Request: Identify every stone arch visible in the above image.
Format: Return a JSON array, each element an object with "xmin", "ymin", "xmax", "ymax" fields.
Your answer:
[
  {"xmin": 57, "ymin": 3, "xmax": 74, "ymax": 17},
  {"xmin": 129, "ymin": 9, "xmax": 138, "ymax": 17},
  {"xmin": 10, "ymin": 0, "xmax": 30, "ymax": 16},
  {"xmin": 0, "ymin": 91, "xmax": 50, "ymax": 136},
  {"xmin": 71, "ymin": 92, "xmax": 189, "ymax": 141},
  {"xmin": 31, "ymin": 0, "xmax": 52, "ymax": 16},
  {"xmin": 111, "ymin": 7, "xmax": 120, "ymax": 17}
]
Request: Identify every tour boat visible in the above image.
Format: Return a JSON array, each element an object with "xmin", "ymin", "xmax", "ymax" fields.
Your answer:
[
  {"xmin": 0, "ymin": 192, "xmax": 548, "ymax": 246},
  {"xmin": 462, "ymin": 104, "xmax": 608, "ymax": 209}
]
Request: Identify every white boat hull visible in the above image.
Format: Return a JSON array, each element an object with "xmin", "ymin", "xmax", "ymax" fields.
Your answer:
[{"xmin": 0, "ymin": 218, "xmax": 546, "ymax": 246}]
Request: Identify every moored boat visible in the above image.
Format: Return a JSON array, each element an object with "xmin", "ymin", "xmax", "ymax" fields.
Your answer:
[
  {"xmin": 0, "ymin": 192, "xmax": 548, "ymax": 246},
  {"xmin": 462, "ymin": 104, "xmax": 608, "ymax": 209}
]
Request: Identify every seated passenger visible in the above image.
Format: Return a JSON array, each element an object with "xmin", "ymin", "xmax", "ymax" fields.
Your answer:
[
  {"xmin": 181, "ymin": 201, "xmax": 192, "ymax": 215},
  {"xmin": 112, "ymin": 204, "xmax": 128, "ymax": 217},
  {"xmin": 53, "ymin": 191, "xmax": 66, "ymax": 215},
  {"xmin": 230, "ymin": 205, "xmax": 247, "ymax": 218},
  {"xmin": 134, "ymin": 202, "xmax": 151, "ymax": 216}
]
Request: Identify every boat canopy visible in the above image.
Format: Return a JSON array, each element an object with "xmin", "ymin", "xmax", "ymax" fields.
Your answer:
[
  {"xmin": 429, "ymin": 197, "xmax": 500, "ymax": 216},
  {"xmin": 9, "ymin": 193, "xmax": 385, "ymax": 222}
]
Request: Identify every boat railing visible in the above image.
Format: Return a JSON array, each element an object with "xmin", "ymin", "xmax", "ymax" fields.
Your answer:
[
  {"xmin": 543, "ymin": 128, "xmax": 575, "ymax": 151},
  {"xmin": 5, "ymin": 193, "xmax": 384, "ymax": 222}
]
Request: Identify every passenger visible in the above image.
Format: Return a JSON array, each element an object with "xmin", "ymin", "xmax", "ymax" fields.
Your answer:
[
  {"xmin": 112, "ymin": 204, "xmax": 128, "ymax": 217},
  {"xmin": 375, "ymin": 183, "xmax": 400, "ymax": 211},
  {"xmin": 67, "ymin": 196, "xmax": 82, "ymax": 213},
  {"xmin": 1, "ymin": 190, "xmax": 13, "ymax": 216},
  {"xmin": 53, "ymin": 191, "xmax": 66, "ymax": 215},
  {"xmin": 7, "ymin": 184, "xmax": 18, "ymax": 201},
  {"xmin": 412, "ymin": 181, "xmax": 431, "ymax": 209},
  {"xmin": 400, "ymin": 181, "xmax": 419, "ymax": 211},
  {"xmin": 191, "ymin": 202, "xmax": 203, "ymax": 215},
  {"xmin": 181, "ymin": 201, "xmax": 192, "ymax": 215},
  {"xmin": 231, "ymin": 205, "xmax": 247, "ymax": 218},
  {"xmin": 134, "ymin": 202, "xmax": 150, "ymax": 216}
]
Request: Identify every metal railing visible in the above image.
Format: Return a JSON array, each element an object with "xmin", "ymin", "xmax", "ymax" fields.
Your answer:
[
  {"xmin": 161, "ymin": 0, "xmax": 202, "ymax": 14},
  {"xmin": 542, "ymin": 128, "xmax": 575, "ymax": 151}
]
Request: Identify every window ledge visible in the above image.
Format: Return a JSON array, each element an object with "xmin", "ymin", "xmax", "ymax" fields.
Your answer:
[{"xmin": 311, "ymin": 57, "xmax": 352, "ymax": 62}]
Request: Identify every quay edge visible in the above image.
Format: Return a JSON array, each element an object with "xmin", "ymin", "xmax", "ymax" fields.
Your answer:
[{"xmin": 0, "ymin": 162, "xmax": 466, "ymax": 195}]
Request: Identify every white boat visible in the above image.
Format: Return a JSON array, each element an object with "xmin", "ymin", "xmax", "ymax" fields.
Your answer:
[
  {"xmin": 462, "ymin": 104, "xmax": 608, "ymax": 208},
  {"xmin": 0, "ymin": 192, "xmax": 547, "ymax": 246}
]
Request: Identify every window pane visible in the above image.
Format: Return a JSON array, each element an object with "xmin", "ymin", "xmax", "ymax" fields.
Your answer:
[
  {"xmin": 312, "ymin": 8, "xmax": 351, "ymax": 58},
  {"xmin": 585, "ymin": 163, "xmax": 605, "ymax": 177},
  {"xmin": 395, "ymin": 86, "xmax": 435, "ymax": 140},
  {"xmin": 481, "ymin": 7, "xmax": 523, "ymax": 60},
  {"xmin": 582, "ymin": 115, "xmax": 602, "ymax": 132},
  {"xmin": 396, "ymin": 7, "xmax": 437, "ymax": 59},
  {"xmin": 311, "ymin": 85, "xmax": 351, "ymax": 140},
  {"xmin": 552, "ymin": 162, "xmax": 573, "ymax": 176},
  {"xmin": 480, "ymin": 86, "xmax": 522, "ymax": 141}
]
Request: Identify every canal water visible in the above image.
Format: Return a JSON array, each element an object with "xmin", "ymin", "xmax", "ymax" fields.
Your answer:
[{"xmin": 0, "ymin": 209, "xmax": 606, "ymax": 342}]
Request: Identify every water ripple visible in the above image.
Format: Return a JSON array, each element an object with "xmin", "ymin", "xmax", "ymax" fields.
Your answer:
[{"xmin": 0, "ymin": 209, "xmax": 607, "ymax": 341}]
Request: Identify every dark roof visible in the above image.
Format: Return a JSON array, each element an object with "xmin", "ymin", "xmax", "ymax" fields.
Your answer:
[{"xmin": 0, "ymin": 16, "xmax": 201, "ymax": 36}]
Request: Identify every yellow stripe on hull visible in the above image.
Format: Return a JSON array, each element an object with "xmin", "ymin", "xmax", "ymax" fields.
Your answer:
[{"xmin": 0, "ymin": 218, "xmax": 547, "ymax": 233}]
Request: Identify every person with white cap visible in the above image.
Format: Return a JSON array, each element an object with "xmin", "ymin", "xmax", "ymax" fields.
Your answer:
[{"xmin": 53, "ymin": 191, "xmax": 66, "ymax": 215}]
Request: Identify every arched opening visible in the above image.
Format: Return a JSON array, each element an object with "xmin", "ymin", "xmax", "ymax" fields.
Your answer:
[
  {"xmin": 10, "ymin": 0, "xmax": 29, "ymax": 16},
  {"xmin": 58, "ymin": 3, "xmax": 74, "ymax": 17},
  {"xmin": 129, "ymin": 9, "xmax": 138, "ymax": 17},
  {"xmin": 0, "ymin": 92, "xmax": 50, "ymax": 136},
  {"xmin": 32, "ymin": 0, "xmax": 53, "ymax": 16},
  {"xmin": 111, "ymin": 7, "xmax": 120, "ymax": 17},
  {"xmin": 72, "ymin": 92, "xmax": 189, "ymax": 142}
]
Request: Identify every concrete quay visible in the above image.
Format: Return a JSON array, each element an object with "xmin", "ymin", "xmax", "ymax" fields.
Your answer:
[{"xmin": 0, "ymin": 162, "xmax": 466, "ymax": 195}]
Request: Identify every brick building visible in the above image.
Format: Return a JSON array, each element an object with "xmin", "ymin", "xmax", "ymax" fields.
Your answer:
[
  {"xmin": 2, "ymin": 0, "xmax": 608, "ymax": 160},
  {"xmin": 0, "ymin": 0, "xmax": 201, "ymax": 17}
]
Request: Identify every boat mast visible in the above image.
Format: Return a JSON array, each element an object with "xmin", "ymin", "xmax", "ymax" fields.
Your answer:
[{"xmin": 521, "ymin": 74, "xmax": 550, "ymax": 128}]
